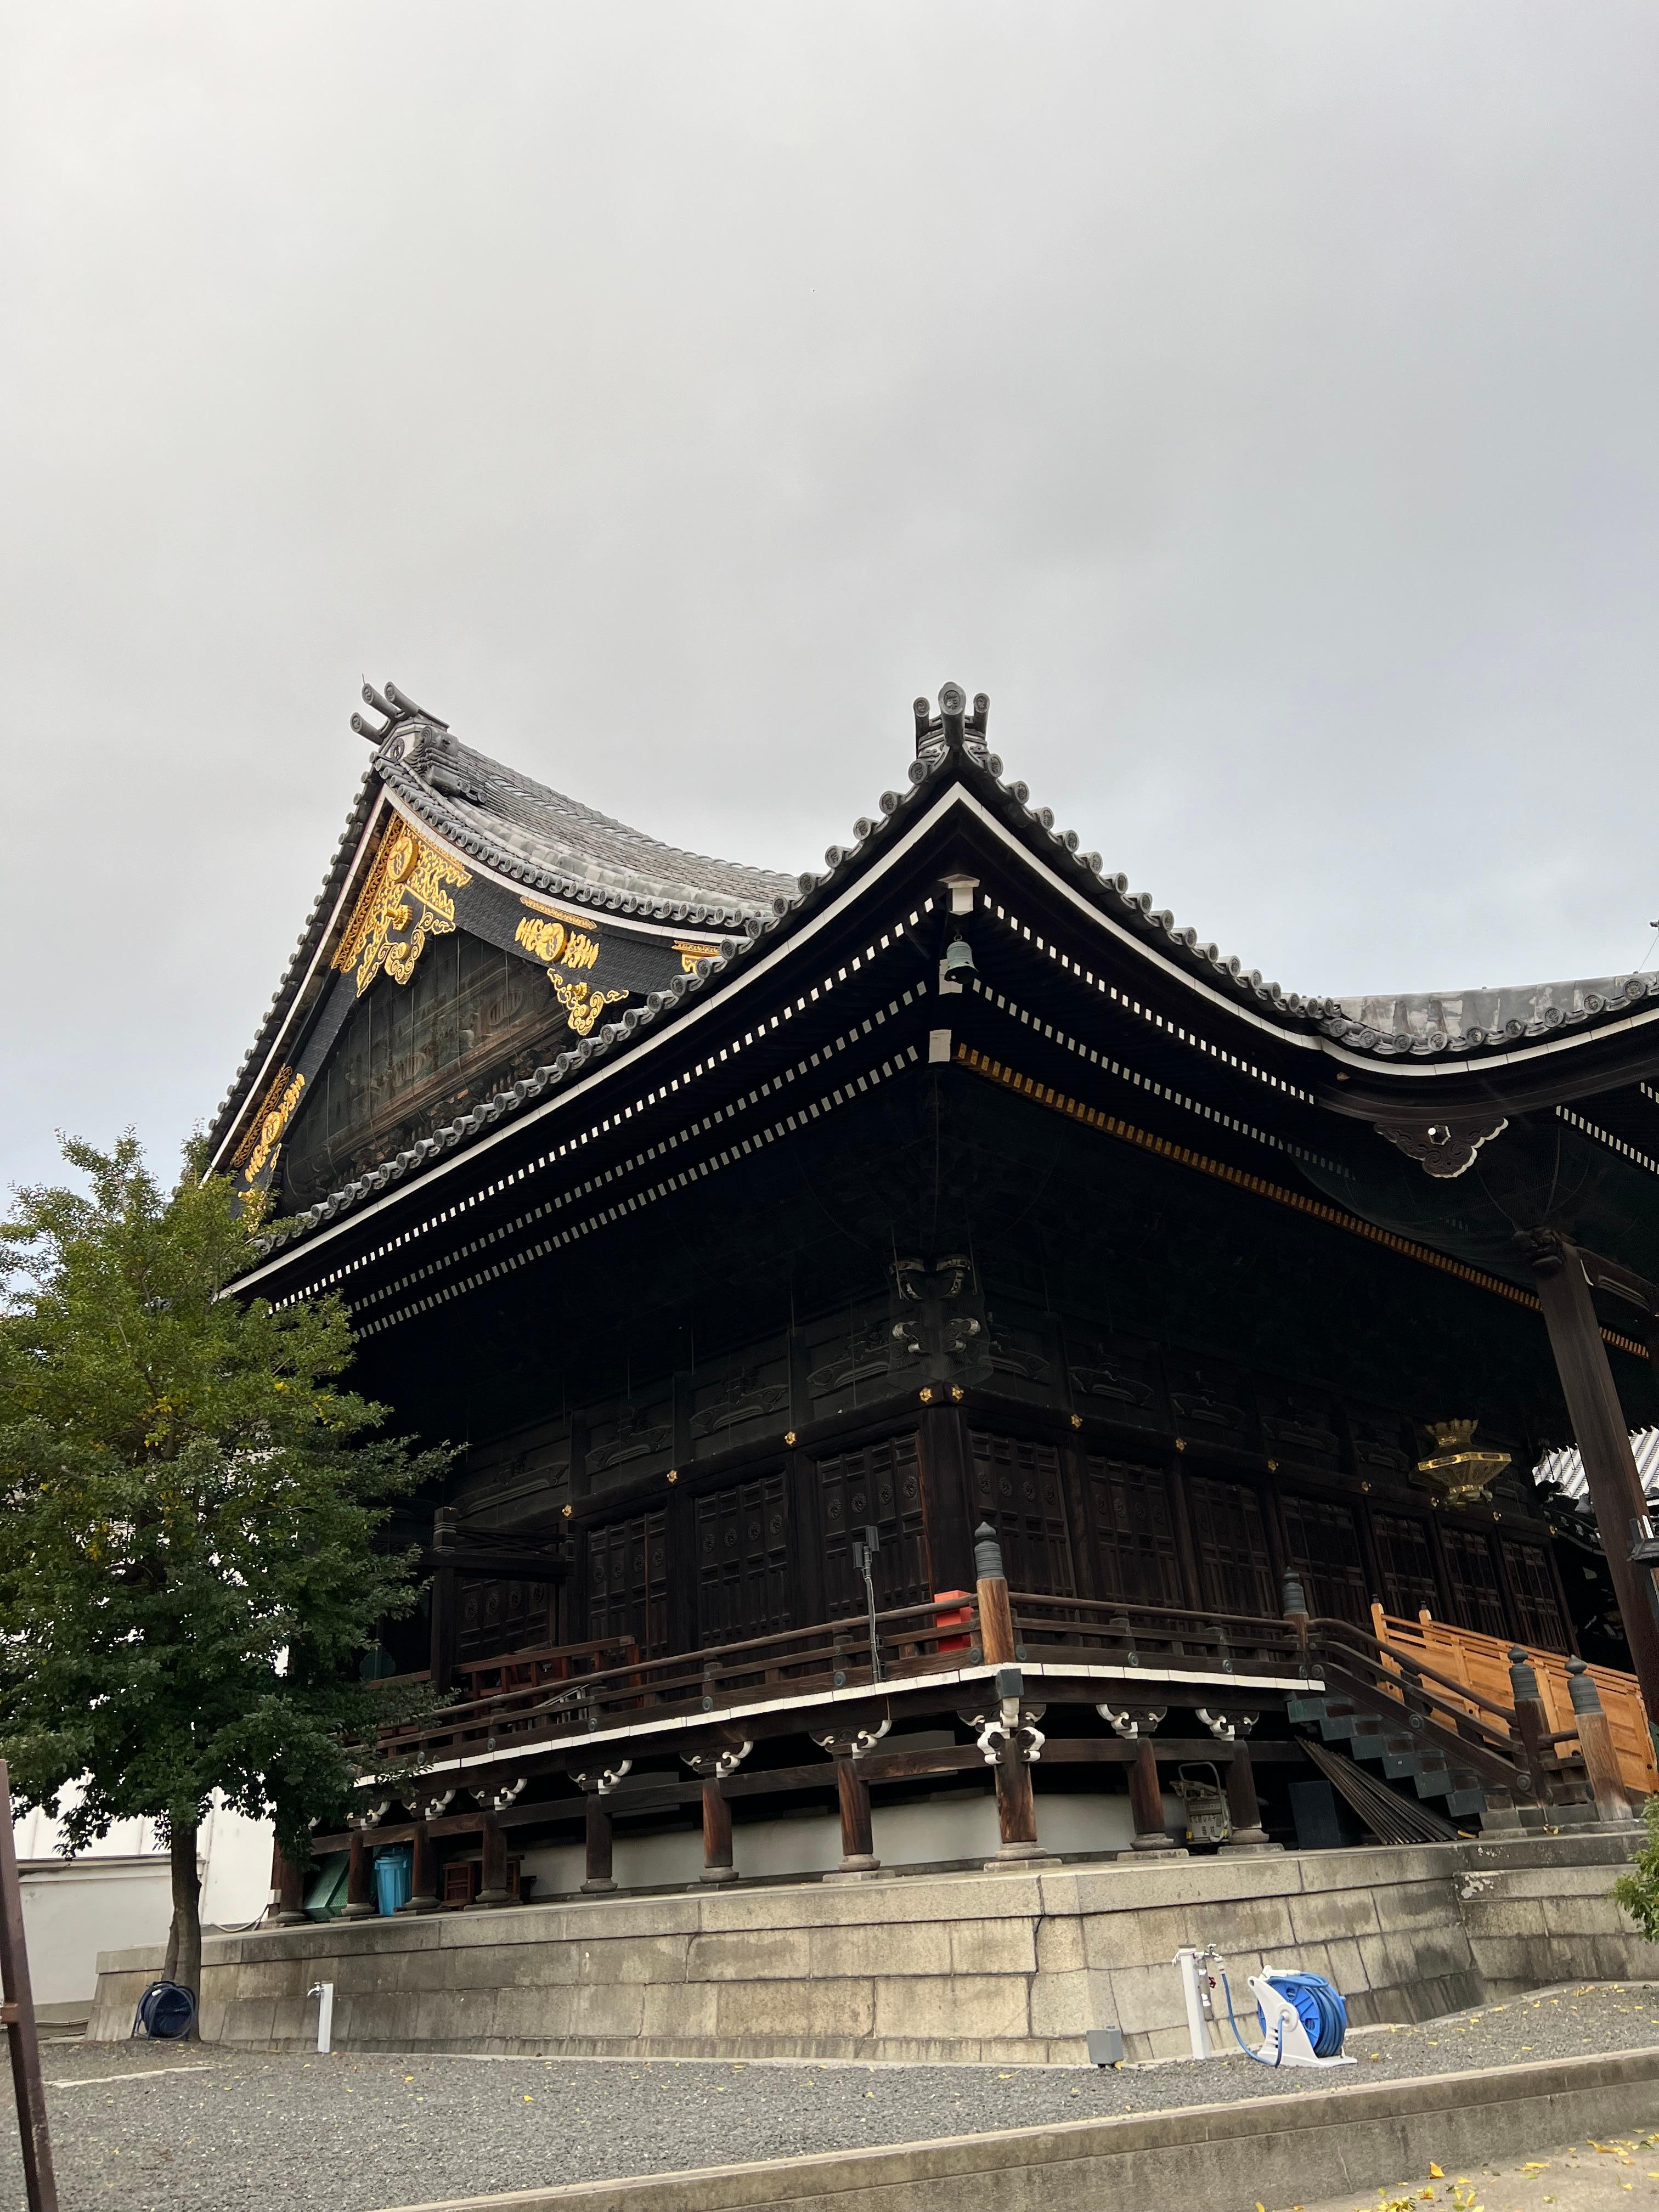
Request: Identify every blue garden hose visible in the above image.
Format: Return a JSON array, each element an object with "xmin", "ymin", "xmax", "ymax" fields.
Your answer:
[{"xmin": 1220, "ymin": 1969, "xmax": 1346, "ymax": 2064}]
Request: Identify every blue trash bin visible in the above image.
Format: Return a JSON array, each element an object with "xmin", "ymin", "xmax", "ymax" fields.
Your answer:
[{"xmin": 373, "ymin": 1844, "xmax": 413, "ymax": 1916}]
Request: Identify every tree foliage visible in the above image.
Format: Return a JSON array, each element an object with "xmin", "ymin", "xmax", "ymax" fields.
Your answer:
[{"xmin": 0, "ymin": 1133, "xmax": 441, "ymax": 1884}]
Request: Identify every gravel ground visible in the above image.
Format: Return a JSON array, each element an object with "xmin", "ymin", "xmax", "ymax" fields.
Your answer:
[
  {"xmin": 1294, "ymin": 2126, "xmax": 1659, "ymax": 2212},
  {"xmin": 0, "ymin": 1985, "xmax": 1656, "ymax": 2211}
]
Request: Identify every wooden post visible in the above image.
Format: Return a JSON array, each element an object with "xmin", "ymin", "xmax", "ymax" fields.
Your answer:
[
  {"xmin": 1220, "ymin": 1741, "xmax": 1276, "ymax": 1852},
  {"xmin": 402, "ymin": 1822, "xmax": 439, "ymax": 1913},
  {"xmin": 992, "ymin": 1747, "xmax": 1040, "ymax": 1852},
  {"xmin": 429, "ymin": 1506, "xmax": 460, "ymax": 1692},
  {"xmin": 472, "ymin": 1815, "xmax": 509, "ymax": 1909},
  {"xmin": 1507, "ymin": 1647, "xmax": 1558, "ymax": 1808},
  {"xmin": 1567, "ymin": 1658, "xmax": 1634, "ymax": 1824},
  {"xmin": 1128, "ymin": 1736, "xmax": 1178, "ymax": 1852},
  {"xmin": 339, "ymin": 1829, "xmax": 376, "ymax": 1920},
  {"xmin": 1522, "ymin": 1234, "xmax": 1659, "ymax": 1723},
  {"xmin": 270, "ymin": 1841, "xmax": 307, "ymax": 1926},
  {"xmin": 581, "ymin": 1793, "xmax": 616, "ymax": 1893},
  {"xmin": 834, "ymin": 1757, "xmax": 879, "ymax": 1874},
  {"xmin": 974, "ymin": 1523, "xmax": 1018, "ymax": 1664},
  {"xmin": 700, "ymin": 1780, "xmax": 737, "ymax": 1883},
  {"xmin": 0, "ymin": 1763, "xmax": 58, "ymax": 2212}
]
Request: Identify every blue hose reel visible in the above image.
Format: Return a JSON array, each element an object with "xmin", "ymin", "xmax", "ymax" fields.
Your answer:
[{"xmin": 1222, "ymin": 1966, "xmax": 1350, "ymax": 2066}]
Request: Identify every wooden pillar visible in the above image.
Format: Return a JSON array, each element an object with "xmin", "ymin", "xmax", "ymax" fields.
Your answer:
[
  {"xmin": 699, "ymin": 1780, "xmax": 737, "ymax": 1883},
  {"xmin": 1128, "ymin": 1737, "xmax": 1179, "ymax": 1853},
  {"xmin": 1507, "ymin": 1647, "xmax": 1557, "ymax": 1808},
  {"xmin": 581, "ymin": 1794, "xmax": 616, "ymax": 1893},
  {"xmin": 1220, "ymin": 1741, "xmax": 1276, "ymax": 1851},
  {"xmin": 1568, "ymin": 1658, "xmax": 1634, "ymax": 1824},
  {"xmin": 269, "ymin": 1841, "xmax": 307, "ymax": 1926},
  {"xmin": 429, "ymin": 1506, "xmax": 460, "ymax": 1692},
  {"xmin": 974, "ymin": 1524, "xmax": 1018, "ymax": 1664},
  {"xmin": 340, "ymin": 1829, "xmax": 376, "ymax": 1920},
  {"xmin": 401, "ymin": 1822, "xmax": 438, "ymax": 1914},
  {"xmin": 917, "ymin": 1406, "xmax": 977, "ymax": 1596},
  {"xmin": 0, "ymin": 1760, "xmax": 57, "ymax": 2212},
  {"xmin": 992, "ymin": 1748, "xmax": 1039, "ymax": 1851},
  {"xmin": 1522, "ymin": 1234, "xmax": 1659, "ymax": 1721},
  {"xmin": 472, "ymin": 1816, "xmax": 509, "ymax": 1909},
  {"xmin": 834, "ymin": 1757, "xmax": 878, "ymax": 1874}
]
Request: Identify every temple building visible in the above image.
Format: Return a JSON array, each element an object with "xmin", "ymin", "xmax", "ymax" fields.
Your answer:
[{"xmin": 207, "ymin": 679, "xmax": 1659, "ymax": 1913}]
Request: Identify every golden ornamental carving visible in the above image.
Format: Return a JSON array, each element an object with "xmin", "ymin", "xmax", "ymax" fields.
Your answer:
[
  {"xmin": 232, "ymin": 1068, "xmax": 305, "ymax": 1182},
  {"xmin": 515, "ymin": 913, "xmax": 600, "ymax": 970},
  {"xmin": 553, "ymin": 978, "xmax": 627, "ymax": 1036},
  {"xmin": 674, "ymin": 938, "xmax": 721, "ymax": 973},
  {"xmin": 334, "ymin": 822, "xmax": 472, "ymax": 996}
]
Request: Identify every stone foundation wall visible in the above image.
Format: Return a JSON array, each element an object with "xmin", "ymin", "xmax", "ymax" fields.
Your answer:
[{"xmin": 90, "ymin": 1831, "xmax": 1657, "ymax": 2067}]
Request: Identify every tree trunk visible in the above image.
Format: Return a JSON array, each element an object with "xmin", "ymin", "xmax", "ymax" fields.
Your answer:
[{"xmin": 170, "ymin": 1821, "xmax": 201, "ymax": 2020}]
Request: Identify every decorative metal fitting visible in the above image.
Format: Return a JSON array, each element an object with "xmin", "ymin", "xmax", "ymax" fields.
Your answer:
[
  {"xmin": 684, "ymin": 1741, "xmax": 753, "ymax": 1781},
  {"xmin": 574, "ymin": 1761, "xmax": 633, "ymax": 1797},
  {"xmin": 483, "ymin": 1778, "xmax": 528, "ymax": 1814}
]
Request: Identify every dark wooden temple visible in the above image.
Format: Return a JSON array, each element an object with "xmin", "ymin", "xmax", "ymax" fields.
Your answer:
[{"xmin": 211, "ymin": 679, "xmax": 1659, "ymax": 1905}]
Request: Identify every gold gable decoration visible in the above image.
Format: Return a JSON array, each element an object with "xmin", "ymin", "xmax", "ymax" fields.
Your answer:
[
  {"xmin": 674, "ymin": 939, "xmax": 721, "ymax": 973},
  {"xmin": 232, "ymin": 1066, "xmax": 304, "ymax": 1182},
  {"xmin": 335, "ymin": 822, "xmax": 472, "ymax": 996},
  {"xmin": 514, "ymin": 896, "xmax": 625, "ymax": 1036}
]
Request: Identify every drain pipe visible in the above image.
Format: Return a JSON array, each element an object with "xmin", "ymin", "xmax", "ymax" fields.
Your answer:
[{"xmin": 307, "ymin": 1981, "xmax": 335, "ymax": 2056}]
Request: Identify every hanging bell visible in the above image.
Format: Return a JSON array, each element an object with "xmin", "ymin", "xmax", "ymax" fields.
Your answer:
[{"xmin": 942, "ymin": 935, "xmax": 978, "ymax": 981}]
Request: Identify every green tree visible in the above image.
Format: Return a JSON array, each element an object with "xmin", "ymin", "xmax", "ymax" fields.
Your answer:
[{"xmin": 0, "ymin": 1135, "xmax": 442, "ymax": 2006}]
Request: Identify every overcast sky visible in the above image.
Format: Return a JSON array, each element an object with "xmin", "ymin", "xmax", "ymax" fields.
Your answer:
[{"xmin": 4, "ymin": 3, "xmax": 1657, "ymax": 1195}]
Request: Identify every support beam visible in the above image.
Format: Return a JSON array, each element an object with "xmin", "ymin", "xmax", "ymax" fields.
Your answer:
[
  {"xmin": 339, "ymin": 1829, "xmax": 376, "ymax": 1920},
  {"xmin": 401, "ymin": 1823, "xmax": 438, "ymax": 1914},
  {"xmin": 269, "ymin": 1843, "xmax": 307, "ymax": 1926},
  {"xmin": 1522, "ymin": 1232, "xmax": 1659, "ymax": 1722},
  {"xmin": 1220, "ymin": 1740, "xmax": 1277, "ymax": 1853},
  {"xmin": 699, "ymin": 1779, "xmax": 737, "ymax": 1883},
  {"xmin": 472, "ymin": 1815, "xmax": 509, "ymax": 1909},
  {"xmin": 581, "ymin": 1795, "xmax": 615, "ymax": 1894},
  {"xmin": 833, "ymin": 1757, "xmax": 878, "ymax": 1874},
  {"xmin": 1128, "ymin": 1738, "xmax": 1181, "ymax": 1854}
]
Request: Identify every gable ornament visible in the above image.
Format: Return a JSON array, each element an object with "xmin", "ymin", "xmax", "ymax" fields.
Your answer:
[{"xmin": 334, "ymin": 821, "xmax": 472, "ymax": 996}]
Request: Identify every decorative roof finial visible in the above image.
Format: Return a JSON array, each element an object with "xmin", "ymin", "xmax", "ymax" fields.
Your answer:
[
  {"xmin": 351, "ymin": 678, "xmax": 449, "ymax": 746},
  {"xmin": 911, "ymin": 684, "xmax": 992, "ymax": 770}
]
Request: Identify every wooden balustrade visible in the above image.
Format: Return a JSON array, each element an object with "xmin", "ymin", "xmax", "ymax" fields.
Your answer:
[
  {"xmin": 1370, "ymin": 1606, "xmax": 1656, "ymax": 1801},
  {"xmin": 371, "ymin": 1595, "xmax": 986, "ymax": 1765}
]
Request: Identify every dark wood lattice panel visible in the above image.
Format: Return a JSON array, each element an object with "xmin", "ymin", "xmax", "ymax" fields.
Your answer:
[
  {"xmin": 1372, "ymin": 1513, "xmax": 1441, "ymax": 1623},
  {"xmin": 1438, "ymin": 1526, "xmax": 1509, "ymax": 1640},
  {"xmin": 1186, "ymin": 1476, "xmax": 1277, "ymax": 1618},
  {"xmin": 1083, "ymin": 1456, "xmax": 1184, "ymax": 1607},
  {"xmin": 1280, "ymin": 1494, "xmax": 1369, "ymax": 1626},
  {"xmin": 585, "ymin": 1509, "xmax": 669, "ymax": 1657},
  {"xmin": 695, "ymin": 1474, "xmax": 791, "ymax": 1646},
  {"xmin": 1501, "ymin": 1537, "xmax": 1571, "ymax": 1652},
  {"xmin": 968, "ymin": 1432, "xmax": 1077, "ymax": 1597},
  {"xmin": 458, "ymin": 1575, "xmax": 552, "ymax": 1660},
  {"xmin": 816, "ymin": 1436, "xmax": 929, "ymax": 1617}
]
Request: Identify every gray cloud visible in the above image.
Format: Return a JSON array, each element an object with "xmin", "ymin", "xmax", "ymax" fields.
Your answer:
[{"xmin": 4, "ymin": 2, "xmax": 1657, "ymax": 1190}]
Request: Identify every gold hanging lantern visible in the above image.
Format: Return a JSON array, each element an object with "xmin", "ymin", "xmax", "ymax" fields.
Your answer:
[{"xmin": 1414, "ymin": 1419, "xmax": 1511, "ymax": 1508}]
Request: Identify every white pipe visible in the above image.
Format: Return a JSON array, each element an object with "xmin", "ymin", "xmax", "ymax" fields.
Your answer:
[
  {"xmin": 1171, "ymin": 1948, "xmax": 1212, "ymax": 2061},
  {"xmin": 308, "ymin": 1980, "xmax": 335, "ymax": 2056}
]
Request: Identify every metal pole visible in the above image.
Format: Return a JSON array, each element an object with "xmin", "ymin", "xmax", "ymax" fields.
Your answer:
[
  {"xmin": 855, "ymin": 1525, "xmax": 883, "ymax": 1684},
  {"xmin": 0, "ymin": 1761, "xmax": 58, "ymax": 2212}
]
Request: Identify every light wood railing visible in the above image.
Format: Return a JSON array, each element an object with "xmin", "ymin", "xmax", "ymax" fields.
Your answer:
[{"xmin": 1370, "ymin": 1605, "xmax": 1657, "ymax": 1799}]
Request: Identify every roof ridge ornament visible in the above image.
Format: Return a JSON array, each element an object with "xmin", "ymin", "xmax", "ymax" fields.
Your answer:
[
  {"xmin": 351, "ymin": 678, "xmax": 449, "ymax": 746},
  {"xmin": 912, "ymin": 683, "xmax": 991, "ymax": 775}
]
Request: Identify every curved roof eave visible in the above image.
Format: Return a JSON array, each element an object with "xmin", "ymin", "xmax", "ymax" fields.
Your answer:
[{"xmin": 213, "ymin": 688, "xmax": 1659, "ymax": 1250}]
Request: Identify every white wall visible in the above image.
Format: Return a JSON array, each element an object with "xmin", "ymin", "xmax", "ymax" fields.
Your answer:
[{"xmin": 13, "ymin": 1786, "xmax": 274, "ymax": 2008}]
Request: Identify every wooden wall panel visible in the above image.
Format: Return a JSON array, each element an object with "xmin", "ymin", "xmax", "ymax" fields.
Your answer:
[
  {"xmin": 1501, "ymin": 1536, "xmax": 1571, "ymax": 1652},
  {"xmin": 1082, "ymin": 1455, "xmax": 1184, "ymax": 1607},
  {"xmin": 816, "ymin": 1435, "xmax": 929, "ymax": 1616},
  {"xmin": 1371, "ymin": 1512, "xmax": 1440, "ymax": 1622},
  {"xmin": 1280, "ymin": 1495, "xmax": 1369, "ymax": 1626},
  {"xmin": 1186, "ymin": 1476, "xmax": 1277, "ymax": 1617},
  {"xmin": 1438, "ymin": 1526, "xmax": 1510, "ymax": 1640},
  {"xmin": 695, "ymin": 1474, "xmax": 791, "ymax": 1646},
  {"xmin": 968, "ymin": 1431, "xmax": 1077, "ymax": 1596},
  {"xmin": 585, "ymin": 1510, "xmax": 669, "ymax": 1657}
]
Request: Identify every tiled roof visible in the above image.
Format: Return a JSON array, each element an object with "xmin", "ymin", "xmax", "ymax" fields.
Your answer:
[{"xmin": 217, "ymin": 680, "xmax": 1659, "ymax": 1252}]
